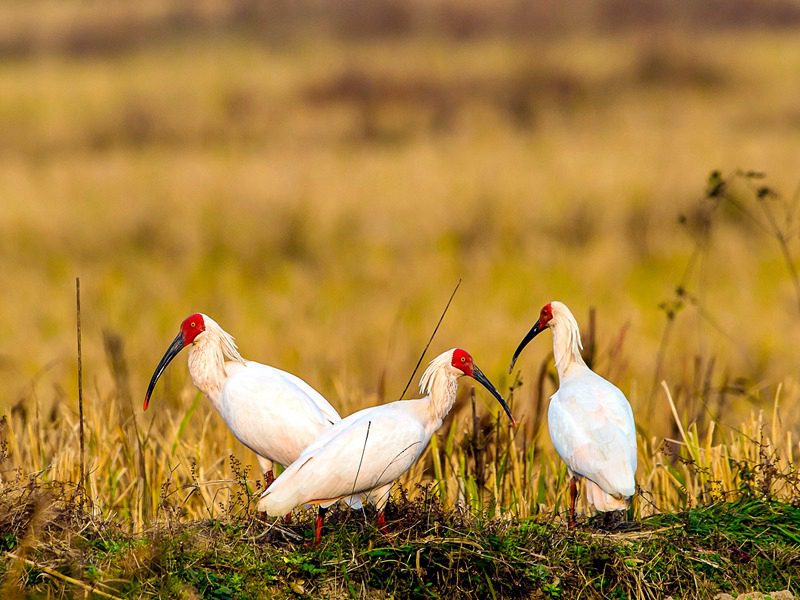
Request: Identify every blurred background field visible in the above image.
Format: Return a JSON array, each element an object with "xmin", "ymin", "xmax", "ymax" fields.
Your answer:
[{"xmin": 1, "ymin": 0, "xmax": 800, "ymax": 526}]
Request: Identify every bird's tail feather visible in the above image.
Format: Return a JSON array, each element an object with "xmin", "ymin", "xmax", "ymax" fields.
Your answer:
[
  {"xmin": 585, "ymin": 479, "xmax": 630, "ymax": 512},
  {"xmin": 258, "ymin": 490, "xmax": 366, "ymax": 514}
]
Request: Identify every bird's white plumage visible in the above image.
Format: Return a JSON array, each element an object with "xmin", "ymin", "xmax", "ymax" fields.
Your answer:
[
  {"xmin": 259, "ymin": 400, "xmax": 428, "ymax": 514},
  {"xmin": 168, "ymin": 314, "xmax": 343, "ymax": 476},
  {"xmin": 219, "ymin": 361, "xmax": 340, "ymax": 468},
  {"xmin": 548, "ymin": 369, "xmax": 636, "ymax": 500},
  {"xmin": 258, "ymin": 349, "xmax": 468, "ymax": 516},
  {"xmin": 542, "ymin": 302, "xmax": 637, "ymax": 511}
]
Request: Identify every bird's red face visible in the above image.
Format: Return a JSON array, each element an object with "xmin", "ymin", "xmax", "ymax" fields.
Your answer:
[
  {"xmin": 180, "ymin": 313, "xmax": 206, "ymax": 345},
  {"xmin": 451, "ymin": 348, "xmax": 474, "ymax": 376},
  {"xmin": 450, "ymin": 348, "xmax": 516, "ymax": 426},
  {"xmin": 538, "ymin": 303, "xmax": 554, "ymax": 328}
]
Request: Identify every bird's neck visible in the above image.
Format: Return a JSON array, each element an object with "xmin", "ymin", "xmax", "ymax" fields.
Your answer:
[
  {"xmin": 186, "ymin": 335, "xmax": 235, "ymax": 411},
  {"xmin": 551, "ymin": 319, "xmax": 587, "ymax": 380},
  {"xmin": 424, "ymin": 370, "xmax": 459, "ymax": 431}
]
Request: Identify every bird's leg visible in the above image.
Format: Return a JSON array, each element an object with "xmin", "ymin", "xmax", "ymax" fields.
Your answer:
[
  {"xmin": 376, "ymin": 510, "xmax": 388, "ymax": 535},
  {"xmin": 373, "ymin": 485, "xmax": 393, "ymax": 536},
  {"xmin": 314, "ymin": 507, "xmax": 327, "ymax": 545},
  {"xmin": 283, "ymin": 512, "xmax": 292, "ymax": 524},
  {"xmin": 257, "ymin": 456, "xmax": 274, "ymax": 489},
  {"xmin": 568, "ymin": 477, "xmax": 578, "ymax": 531}
]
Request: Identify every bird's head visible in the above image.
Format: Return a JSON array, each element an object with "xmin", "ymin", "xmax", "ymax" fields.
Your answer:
[
  {"xmin": 448, "ymin": 348, "xmax": 516, "ymax": 425},
  {"xmin": 143, "ymin": 313, "xmax": 208, "ymax": 411},
  {"xmin": 450, "ymin": 347, "xmax": 475, "ymax": 377},
  {"xmin": 508, "ymin": 301, "xmax": 564, "ymax": 372},
  {"xmin": 180, "ymin": 313, "xmax": 207, "ymax": 346}
]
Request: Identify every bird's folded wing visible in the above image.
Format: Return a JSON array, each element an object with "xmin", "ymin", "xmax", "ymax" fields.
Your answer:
[
  {"xmin": 227, "ymin": 362, "xmax": 342, "ymax": 427},
  {"xmin": 549, "ymin": 384, "xmax": 636, "ymax": 498},
  {"xmin": 274, "ymin": 368, "xmax": 343, "ymax": 425},
  {"xmin": 258, "ymin": 405, "xmax": 426, "ymax": 515}
]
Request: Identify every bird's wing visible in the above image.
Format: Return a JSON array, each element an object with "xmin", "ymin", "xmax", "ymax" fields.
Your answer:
[
  {"xmin": 267, "ymin": 365, "xmax": 342, "ymax": 425},
  {"xmin": 548, "ymin": 374, "xmax": 636, "ymax": 498},
  {"xmin": 226, "ymin": 361, "xmax": 341, "ymax": 423},
  {"xmin": 220, "ymin": 362, "xmax": 341, "ymax": 466},
  {"xmin": 258, "ymin": 402, "xmax": 428, "ymax": 516}
]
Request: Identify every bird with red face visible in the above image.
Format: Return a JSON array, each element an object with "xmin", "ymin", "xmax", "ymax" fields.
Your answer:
[
  {"xmin": 144, "ymin": 313, "xmax": 343, "ymax": 490},
  {"xmin": 509, "ymin": 301, "xmax": 637, "ymax": 529},
  {"xmin": 258, "ymin": 348, "xmax": 515, "ymax": 543}
]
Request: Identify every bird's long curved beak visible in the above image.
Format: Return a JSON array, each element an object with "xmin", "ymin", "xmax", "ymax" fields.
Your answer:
[
  {"xmin": 508, "ymin": 320, "xmax": 545, "ymax": 373},
  {"xmin": 144, "ymin": 332, "xmax": 185, "ymax": 411},
  {"xmin": 472, "ymin": 364, "xmax": 516, "ymax": 426}
]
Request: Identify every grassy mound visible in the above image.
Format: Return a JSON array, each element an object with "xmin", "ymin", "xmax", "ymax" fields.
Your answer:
[{"xmin": 0, "ymin": 486, "xmax": 797, "ymax": 599}]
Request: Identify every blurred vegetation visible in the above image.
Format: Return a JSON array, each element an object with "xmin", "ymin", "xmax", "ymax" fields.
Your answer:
[{"xmin": 0, "ymin": 0, "xmax": 800, "ymax": 558}]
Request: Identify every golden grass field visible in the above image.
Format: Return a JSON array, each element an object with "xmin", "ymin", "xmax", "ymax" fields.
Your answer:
[{"xmin": 1, "ymin": 1, "xmax": 799, "ymax": 531}]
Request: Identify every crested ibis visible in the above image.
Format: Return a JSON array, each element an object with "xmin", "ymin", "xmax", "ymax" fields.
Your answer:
[
  {"xmin": 144, "ymin": 313, "xmax": 342, "ymax": 491},
  {"xmin": 508, "ymin": 301, "xmax": 637, "ymax": 529},
  {"xmin": 257, "ymin": 348, "xmax": 515, "ymax": 543}
]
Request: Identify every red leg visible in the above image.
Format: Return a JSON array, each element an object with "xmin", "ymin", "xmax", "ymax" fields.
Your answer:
[
  {"xmin": 264, "ymin": 469, "xmax": 275, "ymax": 488},
  {"xmin": 314, "ymin": 507, "xmax": 327, "ymax": 545},
  {"xmin": 377, "ymin": 510, "xmax": 387, "ymax": 535},
  {"xmin": 283, "ymin": 512, "xmax": 292, "ymax": 524},
  {"xmin": 568, "ymin": 477, "xmax": 578, "ymax": 530}
]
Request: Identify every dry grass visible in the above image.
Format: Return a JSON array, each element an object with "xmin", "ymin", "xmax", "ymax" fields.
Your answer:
[
  {"xmin": 1, "ymin": 317, "xmax": 798, "ymax": 532},
  {"xmin": 0, "ymin": 3, "xmax": 800, "ymax": 596},
  {"xmin": 0, "ymin": 465, "xmax": 797, "ymax": 598}
]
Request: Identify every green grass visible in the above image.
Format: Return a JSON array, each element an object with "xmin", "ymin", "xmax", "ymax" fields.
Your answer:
[{"xmin": 1, "ymin": 492, "xmax": 797, "ymax": 599}]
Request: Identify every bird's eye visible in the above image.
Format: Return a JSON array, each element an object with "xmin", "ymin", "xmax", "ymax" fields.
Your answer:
[
  {"xmin": 460, "ymin": 356, "xmax": 466, "ymax": 363},
  {"xmin": 190, "ymin": 322, "xmax": 196, "ymax": 328}
]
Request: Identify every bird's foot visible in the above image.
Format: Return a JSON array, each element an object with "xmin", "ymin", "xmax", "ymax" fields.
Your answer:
[
  {"xmin": 589, "ymin": 510, "xmax": 633, "ymax": 532},
  {"xmin": 603, "ymin": 509, "xmax": 626, "ymax": 529},
  {"xmin": 303, "ymin": 524, "xmax": 323, "ymax": 548}
]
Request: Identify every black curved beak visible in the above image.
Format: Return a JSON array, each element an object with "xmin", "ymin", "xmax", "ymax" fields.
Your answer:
[
  {"xmin": 472, "ymin": 364, "xmax": 516, "ymax": 426},
  {"xmin": 508, "ymin": 320, "xmax": 545, "ymax": 374},
  {"xmin": 144, "ymin": 332, "xmax": 185, "ymax": 411}
]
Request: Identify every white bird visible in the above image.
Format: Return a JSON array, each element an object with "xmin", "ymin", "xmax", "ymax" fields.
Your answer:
[
  {"xmin": 144, "ymin": 313, "xmax": 342, "ymax": 491},
  {"xmin": 257, "ymin": 348, "xmax": 515, "ymax": 543},
  {"xmin": 508, "ymin": 301, "xmax": 636, "ymax": 529}
]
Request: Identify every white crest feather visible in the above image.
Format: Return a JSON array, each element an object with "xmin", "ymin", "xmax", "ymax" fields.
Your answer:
[
  {"xmin": 201, "ymin": 314, "xmax": 245, "ymax": 367},
  {"xmin": 549, "ymin": 301, "xmax": 585, "ymax": 373},
  {"xmin": 417, "ymin": 348, "xmax": 462, "ymax": 425},
  {"xmin": 418, "ymin": 348, "xmax": 457, "ymax": 396}
]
